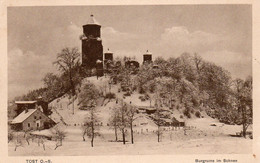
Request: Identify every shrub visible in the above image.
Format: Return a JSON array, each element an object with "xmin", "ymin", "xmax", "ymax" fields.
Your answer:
[
  {"xmin": 183, "ymin": 109, "xmax": 191, "ymax": 118},
  {"xmin": 139, "ymin": 95, "xmax": 146, "ymax": 101},
  {"xmin": 105, "ymin": 92, "xmax": 116, "ymax": 99},
  {"xmin": 195, "ymin": 111, "xmax": 201, "ymax": 118},
  {"xmin": 138, "ymin": 87, "xmax": 146, "ymax": 94},
  {"xmin": 8, "ymin": 131, "xmax": 14, "ymax": 143},
  {"xmin": 144, "ymin": 94, "xmax": 150, "ymax": 100},
  {"xmin": 132, "ymin": 85, "xmax": 137, "ymax": 91},
  {"xmin": 124, "ymin": 92, "xmax": 131, "ymax": 96},
  {"xmin": 192, "ymin": 98, "xmax": 200, "ymax": 107},
  {"xmin": 79, "ymin": 106, "xmax": 87, "ymax": 110}
]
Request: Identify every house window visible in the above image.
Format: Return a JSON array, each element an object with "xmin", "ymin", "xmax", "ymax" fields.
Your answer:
[
  {"xmin": 39, "ymin": 116, "xmax": 42, "ymax": 119},
  {"xmin": 28, "ymin": 123, "xmax": 30, "ymax": 127},
  {"xmin": 34, "ymin": 116, "xmax": 36, "ymax": 119}
]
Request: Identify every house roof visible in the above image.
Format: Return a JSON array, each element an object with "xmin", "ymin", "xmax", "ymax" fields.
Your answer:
[
  {"xmin": 174, "ymin": 116, "xmax": 185, "ymax": 122},
  {"xmin": 161, "ymin": 118, "xmax": 172, "ymax": 123},
  {"xmin": 86, "ymin": 14, "xmax": 100, "ymax": 26},
  {"xmin": 11, "ymin": 109, "xmax": 37, "ymax": 124},
  {"xmin": 15, "ymin": 101, "xmax": 37, "ymax": 104}
]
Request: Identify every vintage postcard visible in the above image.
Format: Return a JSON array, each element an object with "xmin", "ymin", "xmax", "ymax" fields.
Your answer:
[{"xmin": 1, "ymin": 0, "xmax": 259, "ymax": 163}]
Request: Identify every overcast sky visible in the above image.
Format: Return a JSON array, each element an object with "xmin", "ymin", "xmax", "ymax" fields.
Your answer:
[{"xmin": 8, "ymin": 5, "xmax": 252, "ymax": 100}]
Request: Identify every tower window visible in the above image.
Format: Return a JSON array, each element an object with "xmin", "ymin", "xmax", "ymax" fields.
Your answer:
[
  {"xmin": 39, "ymin": 116, "xmax": 41, "ymax": 119},
  {"xmin": 34, "ymin": 116, "xmax": 36, "ymax": 119},
  {"xmin": 28, "ymin": 123, "xmax": 30, "ymax": 127}
]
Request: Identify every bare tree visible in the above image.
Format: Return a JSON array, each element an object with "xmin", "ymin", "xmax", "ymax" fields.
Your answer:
[
  {"xmin": 109, "ymin": 107, "xmax": 120, "ymax": 142},
  {"xmin": 37, "ymin": 137, "xmax": 46, "ymax": 150},
  {"xmin": 154, "ymin": 98, "xmax": 164, "ymax": 142},
  {"xmin": 82, "ymin": 100, "xmax": 101, "ymax": 147},
  {"xmin": 14, "ymin": 133, "xmax": 23, "ymax": 151},
  {"xmin": 118, "ymin": 101, "xmax": 128, "ymax": 144},
  {"xmin": 193, "ymin": 53, "xmax": 203, "ymax": 75},
  {"xmin": 79, "ymin": 81, "xmax": 101, "ymax": 147},
  {"xmin": 8, "ymin": 129, "xmax": 14, "ymax": 143},
  {"xmin": 126, "ymin": 105, "xmax": 137, "ymax": 144},
  {"xmin": 53, "ymin": 47, "xmax": 80, "ymax": 114},
  {"xmin": 24, "ymin": 132, "xmax": 31, "ymax": 145},
  {"xmin": 51, "ymin": 126, "xmax": 66, "ymax": 150},
  {"xmin": 82, "ymin": 125, "xmax": 87, "ymax": 141}
]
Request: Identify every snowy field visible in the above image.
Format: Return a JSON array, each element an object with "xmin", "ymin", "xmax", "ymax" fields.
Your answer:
[{"xmin": 8, "ymin": 118, "xmax": 252, "ymax": 156}]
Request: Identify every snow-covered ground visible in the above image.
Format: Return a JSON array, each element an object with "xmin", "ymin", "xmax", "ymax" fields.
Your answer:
[
  {"xmin": 8, "ymin": 76, "xmax": 252, "ymax": 155},
  {"xmin": 8, "ymin": 117, "xmax": 252, "ymax": 156}
]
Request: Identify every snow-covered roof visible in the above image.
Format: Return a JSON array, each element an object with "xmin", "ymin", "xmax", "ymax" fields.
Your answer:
[
  {"xmin": 174, "ymin": 116, "xmax": 185, "ymax": 122},
  {"xmin": 144, "ymin": 50, "xmax": 152, "ymax": 55},
  {"xmin": 96, "ymin": 59, "xmax": 102, "ymax": 63},
  {"xmin": 134, "ymin": 114, "xmax": 157, "ymax": 128},
  {"xmin": 15, "ymin": 101, "xmax": 37, "ymax": 104},
  {"xmin": 145, "ymin": 107, "xmax": 156, "ymax": 111},
  {"xmin": 105, "ymin": 48, "xmax": 113, "ymax": 54},
  {"xmin": 11, "ymin": 109, "xmax": 37, "ymax": 124},
  {"xmin": 31, "ymin": 129, "xmax": 53, "ymax": 137},
  {"xmin": 161, "ymin": 118, "xmax": 172, "ymax": 123},
  {"xmin": 86, "ymin": 14, "xmax": 100, "ymax": 26}
]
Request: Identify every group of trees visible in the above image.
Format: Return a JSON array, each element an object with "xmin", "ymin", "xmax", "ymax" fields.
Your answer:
[
  {"xmin": 78, "ymin": 80, "xmax": 138, "ymax": 146},
  {"xmin": 8, "ymin": 125, "xmax": 66, "ymax": 151},
  {"xmin": 134, "ymin": 54, "xmax": 220, "ymax": 110},
  {"xmin": 109, "ymin": 100, "xmax": 137, "ymax": 144},
  {"xmin": 109, "ymin": 53, "xmax": 252, "ymax": 138}
]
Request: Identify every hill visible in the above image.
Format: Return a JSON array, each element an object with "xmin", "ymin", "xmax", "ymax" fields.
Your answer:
[{"xmin": 8, "ymin": 67, "xmax": 253, "ymax": 156}]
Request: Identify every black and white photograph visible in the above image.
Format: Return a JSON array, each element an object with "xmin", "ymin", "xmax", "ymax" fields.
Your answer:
[{"xmin": 4, "ymin": 3, "xmax": 256, "ymax": 160}]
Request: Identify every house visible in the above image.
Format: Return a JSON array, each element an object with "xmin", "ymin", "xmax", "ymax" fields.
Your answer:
[
  {"xmin": 172, "ymin": 117, "xmax": 185, "ymax": 127},
  {"xmin": 10, "ymin": 107, "xmax": 56, "ymax": 131}
]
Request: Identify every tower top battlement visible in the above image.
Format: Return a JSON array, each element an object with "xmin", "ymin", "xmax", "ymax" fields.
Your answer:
[{"xmin": 85, "ymin": 14, "xmax": 100, "ymax": 26}]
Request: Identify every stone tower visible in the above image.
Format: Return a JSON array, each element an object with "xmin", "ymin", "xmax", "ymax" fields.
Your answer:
[
  {"xmin": 143, "ymin": 50, "xmax": 152, "ymax": 64},
  {"xmin": 81, "ymin": 14, "xmax": 103, "ymax": 76},
  {"xmin": 104, "ymin": 48, "xmax": 113, "ymax": 72},
  {"xmin": 104, "ymin": 48, "xmax": 113, "ymax": 62}
]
